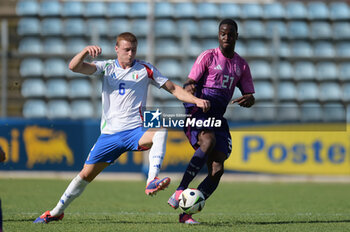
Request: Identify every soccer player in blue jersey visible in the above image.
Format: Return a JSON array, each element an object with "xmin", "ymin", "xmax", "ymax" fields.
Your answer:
[
  {"xmin": 33, "ymin": 32, "xmax": 210, "ymax": 224},
  {"xmin": 168, "ymin": 19, "xmax": 255, "ymax": 224}
]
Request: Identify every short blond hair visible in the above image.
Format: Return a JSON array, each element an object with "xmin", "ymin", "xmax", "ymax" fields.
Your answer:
[{"xmin": 116, "ymin": 32, "xmax": 138, "ymax": 46}]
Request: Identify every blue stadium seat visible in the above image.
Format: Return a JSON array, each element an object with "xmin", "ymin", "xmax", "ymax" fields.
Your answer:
[
  {"xmin": 62, "ymin": 1, "xmax": 84, "ymax": 17},
  {"xmin": 197, "ymin": 2, "xmax": 219, "ymax": 18},
  {"xmin": 20, "ymin": 58, "xmax": 43, "ymax": 77},
  {"xmin": 47, "ymin": 100, "xmax": 71, "ymax": 119},
  {"xmin": 98, "ymin": 39, "xmax": 114, "ymax": 56},
  {"xmin": 243, "ymin": 20, "xmax": 265, "ymax": 38},
  {"xmin": 307, "ymin": 2, "xmax": 329, "ymax": 20},
  {"xmin": 41, "ymin": 18, "xmax": 62, "ymax": 36},
  {"xmin": 109, "ymin": 19, "xmax": 130, "ymax": 37},
  {"xmin": 17, "ymin": 18, "xmax": 40, "ymax": 35},
  {"xmin": 199, "ymin": 20, "xmax": 219, "ymax": 37},
  {"xmin": 69, "ymin": 79, "xmax": 92, "ymax": 98},
  {"xmin": 18, "ymin": 37, "xmax": 43, "ymax": 54},
  {"xmin": 46, "ymin": 79, "xmax": 69, "ymax": 98},
  {"xmin": 43, "ymin": 58, "xmax": 66, "ymax": 78},
  {"xmin": 249, "ymin": 60, "xmax": 271, "ymax": 80},
  {"xmin": 185, "ymin": 39, "xmax": 202, "ymax": 56},
  {"xmin": 21, "ymin": 79, "xmax": 46, "ymax": 97},
  {"xmin": 43, "ymin": 38, "xmax": 65, "ymax": 55},
  {"xmin": 310, "ymin": 22, "xmax": 332, "ymax": 39},
  {"xmin": 136, "ymin": 39, "xmax": 147, "ymax": 57},
  {"xmin": 66, "ymin": 38, "xmax": 88, "ymax": 55},
  {"xmin": 71, "ymin": 100, "xmax": 94, "ymax": 119},
  {"xmin": 333, "ymin": 22, "xmax": 350, "ymax": 40},
  {"xmin": 225, "ymin": 103, "xmax": 254, "ymax": 122},
  {"xmin": 86, "ymin": 19, "xmax": 108, "ymax": 37},
  {"xmin": 291, "ymin": 41, "xmax": 313, "ymax": 57},
  {"xmin": 288, "ymin": 21, "xmax": 309, "ymax": 39},
  {"xmin": 156, "ymin": 59, "xmax": 182, "ymax": 79},
  {"xmin": 201, "ymin": 39, "xmax": 218, "ymax": 51},
  {"xmin": 23, "ymin": 100, "xmax": 47, "ymax": 118},
  {"xmin": 277, "ymin": 102, "xmax": 300, "ymax": 122},
  {"xmin": 297, "ymin": 82, "xmax": 319, "ymax": 101},
  {"xmin": 263, "ymin": 2, "xmax": 285, "ymax": 19},
  {"xmin": 294, "ymin": 61, "xmax": 316, "ymax": 81},
  {"xmin": 319, "ymin": 83, "xmax": 341, "ymax": 102},
  {"xmin": 130, "ymin": 2, "xmax": 149, "ymax": 18},
  {"xmin": 323, "ymin": 103, "xmax": 345, "ymax": 122},
  {"xmin": 246, "ymin": 40, "xmax": 269, "ymax": 56},
  {"xmin": 106, "ymin": 2, "xmax": 129, "ymax": 17},
  {"xmin": 330, "ymin": 2, "xmax": 350, "ymax": 20},
  {"xmin": 278, "ymin": 41, "xmax": 291, "ymax": 57},
  {"xmin": 155, "ymin": 2, "xmax": 174, "ymax": 18},
  {"xmin": 265, "ymin": 21, "xmax": 288, "ymax": 38},
  {"xmin": 177, "ymin": 19, "xmax": 199, "ymax": 37},
  {"xmin": 339, "ymin": 62, "xmax": 350, "ymax": 81},
  {"xmin": 241, "ymin": 3, "xmax": 263, "ymax": 19},
  {"xmin": 313, "ymin": 41, "xmax": 335, "ymax": 57},
  {"xmin": 342, "ymin": 83, "xmax": 350, "ymax": 102},
  {"xmin": 286, "ymin": 2, "xmax": 308, "ymax": 19},
  {"xmin": 39, "ymin": 0, "xmax": 61, "ymax": 16},
  {"xmin": 347, "ymin": 105, "xmax": 350, "ymax": 122},
  {"xmin": 85, "ymin": 1, "xmax": 106, "ymax": 17},
  {"xmin": 278, "ymin": 61, "xmax": 294, "ymax": 80},
  {"xmin": 235, "ymin": 40, "xmax": 246, "ymax": 56},
  {"xmin": 300, "ymin": 103, "xmax": 322, "ymax": 122},
  {"xmin": 184, "ymin": 59, "xmax": 196, "ymax": 76},
  {"xmin": 16, "ymin": 0, "xmax": 39, "ymax": 16},
  {"xmin": 278, "ymin": 82, "xmax": 297, "ymax": 101},
  {"xmin": 155, "ymin": 19, "xmax": 178, "ymax": 37},
  {"xmin": 219, "ymin": 3, "xmax": 241, "ymax": 18},
  {"xmin": 174, "ymin": 2, "xmax": 197, "ymax": 18},
  {"xmin": 336, "ymin": 42, "xmax": 350, "ymax": 57},
  {"xmin": 63, "ymin": 18, "xmax": 86, "ymax": 36},
  {"xmin": 155, "ymin": 39, "xmax": 180, "ymax": 56},
  {"xmin": 131, "ymin": 19, "xmax": 149, "ymax": 37},
  {"xmin": 254, "ymin": 102, "xmax": 276, "ymax": 122},
  {"xmin": 253, "ymin": 81, "xmax": 274, "ymax": 100},
  {"xmin": 316, "ymin": 62, "xmax": 338, "ymax": 81}
]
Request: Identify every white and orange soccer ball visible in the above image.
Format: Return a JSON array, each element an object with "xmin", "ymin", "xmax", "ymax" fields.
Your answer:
[{"xmin": 178, "ymin": 188, "xmax": 205, "ymax": 215}]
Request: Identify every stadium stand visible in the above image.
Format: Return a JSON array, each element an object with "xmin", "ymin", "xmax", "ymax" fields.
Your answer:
[{"xmin": 3, "ymin": 1, "xmax": 348, "ymax": 120}]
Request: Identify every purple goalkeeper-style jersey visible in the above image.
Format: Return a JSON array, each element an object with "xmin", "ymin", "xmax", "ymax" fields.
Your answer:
[{"xmin": 187, "ymin": 47, "xmax": 255, "ymax": 117}]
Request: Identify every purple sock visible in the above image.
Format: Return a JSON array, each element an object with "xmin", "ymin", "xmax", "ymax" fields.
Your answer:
[
  {"xmin": 177, "ymin": 148, "xmax": 207, "ymax": 191},
  {"xmin": 197, "ymin": 175, "xmax": 220, "ymax": 199}
]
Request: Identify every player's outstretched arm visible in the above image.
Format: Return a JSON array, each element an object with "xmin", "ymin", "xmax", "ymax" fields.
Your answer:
[
  {"xmin": 231, "ymin": 93, "xmax": 255, "ymax": 107},
  {"xmin": 69, "ymin": 45, "xmax": 102, "ymax": 75},
  {"xmin": 162, "ymin": 80, "xmax": 210, "ymax": 112}
]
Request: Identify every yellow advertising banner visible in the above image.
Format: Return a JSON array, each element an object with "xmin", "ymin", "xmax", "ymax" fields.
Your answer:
[{"xmin": 226, "ymin": 124, "xmax": 350, "ymax": 175}]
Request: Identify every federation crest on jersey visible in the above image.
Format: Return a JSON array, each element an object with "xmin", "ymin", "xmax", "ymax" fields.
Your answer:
[
  {"xmin": 143, "ymin": 109, "xmax": 162, "ymax": 128},
  {"xmin": 234, "ymin": 64, "xmax": 241, "ymax": 76},
  {"xmin": 132, "ymin": 73, "xmax": 139, "ymax": 80}
]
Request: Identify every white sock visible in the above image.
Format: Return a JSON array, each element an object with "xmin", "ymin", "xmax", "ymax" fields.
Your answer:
[
  {"xmin": 147, "ymin": 128, "xmax": 167, "ymax": 184},
  {"xmin": 50, "ymin": 175, "xmax": 89, "ymax": 216}
]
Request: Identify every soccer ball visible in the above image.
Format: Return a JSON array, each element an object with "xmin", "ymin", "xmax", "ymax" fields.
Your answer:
[{"xmin": 178, "ymin": 188, "xmax": 205, "ymax": 215}]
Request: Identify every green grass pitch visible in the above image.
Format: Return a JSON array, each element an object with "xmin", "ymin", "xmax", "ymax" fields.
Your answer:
[{"xmin": 1, "ymin": 178, "xmax": 350, "ymax": 232}]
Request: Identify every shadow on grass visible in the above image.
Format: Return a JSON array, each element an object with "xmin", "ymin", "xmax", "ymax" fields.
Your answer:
[{"xmin": 5, "ymin": 218, "xmax": 350, "ymax": 226}]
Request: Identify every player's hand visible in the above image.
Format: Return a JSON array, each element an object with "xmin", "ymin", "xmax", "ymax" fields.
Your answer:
[
  {"xmin": 195, "ymin": 99, "xmax": 211, "ymax": 113},
  {"xmin": 231, "ymin": 94, "xmax": 255, "ymax": 108},
  {"xmin": 84, "ymin": 45, "xmax": 102, "ymax": 58},
  {"xmin": 184, "ymin": 83, "xmax": 196, "ymax": 95}
]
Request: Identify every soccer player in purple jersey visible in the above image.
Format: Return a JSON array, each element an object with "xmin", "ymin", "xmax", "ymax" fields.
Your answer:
[{"xmin": 168, "ymin": 19, "xmax": 255, "ymax": 224}]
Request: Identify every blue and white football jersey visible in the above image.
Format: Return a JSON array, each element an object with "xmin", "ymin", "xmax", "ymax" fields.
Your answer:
[{"xmin": 93, "ymin": 59, "xmax": 168, "ymax": 134}]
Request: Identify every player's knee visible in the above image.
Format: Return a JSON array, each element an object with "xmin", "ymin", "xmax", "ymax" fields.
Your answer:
[{"xmin": 199, "ymin": 132, "xmax": 216, "ymax": 153}]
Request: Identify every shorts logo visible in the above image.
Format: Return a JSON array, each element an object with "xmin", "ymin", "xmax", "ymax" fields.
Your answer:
[{"xmin": 143, "ymin": 109, "xmax": 162, "ymax": 128}]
